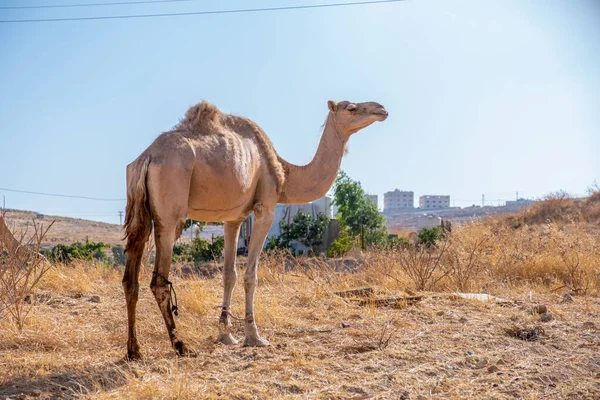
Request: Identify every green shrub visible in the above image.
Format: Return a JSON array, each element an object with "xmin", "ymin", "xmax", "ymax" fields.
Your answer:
[
  {"xmin": 327, "ymin": 226, "xmax": 354, "ymax": 257},
  {"xmin": 46, "ymin": 241, "xmax": 109, "ymax": 264},
  {"xmin": 417, "ymin": 227, "xmax": 447, "ymax": 248}
]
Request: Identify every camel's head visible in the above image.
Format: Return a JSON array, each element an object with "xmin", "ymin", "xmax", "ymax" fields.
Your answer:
[{"xmin": 327, "ymin": 100, "xmax": 388, "ymax": 136}]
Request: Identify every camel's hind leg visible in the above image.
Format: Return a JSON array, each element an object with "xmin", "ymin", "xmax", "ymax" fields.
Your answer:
[
  {"xmin": 146, "ymin": 163, "xmax": 195, "ymax": 357},
  {"xmin": 150, "ymin": 220, "xmax": 195, "ymax": 357},
  {"xmin": 217, "ymin": 221, "xmax": 242, "ymax": 345},
  {"xmin": 122, "ymin": 235, "xmax": 149, "ymax": 360}
]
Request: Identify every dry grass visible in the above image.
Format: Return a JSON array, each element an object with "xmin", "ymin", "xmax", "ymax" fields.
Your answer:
[
  {"xmin": 1, "ymin": 200, "xmax": 600, "ymax": 399},
  {"xmin": 1, "ymin": 250, "xmax": 599, "ymax": 399}
]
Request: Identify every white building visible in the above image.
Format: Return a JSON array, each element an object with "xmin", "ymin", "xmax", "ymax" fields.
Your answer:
[
  {"xmin": 419, "ymin": 195, "xmax": 450, "ymax": 209},
  {"xmin": 384, "ymin": 190, "xmax": 414, "ymax": 212},
  {"xmin": 238, "ymin": 195, "xmax": 333, "ymax": 252}
]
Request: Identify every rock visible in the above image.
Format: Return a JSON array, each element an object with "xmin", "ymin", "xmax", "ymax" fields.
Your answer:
[
  {"xmin": 340, "ymin": 321, "xmax": 350, "ymax": 328},
  {"xmin": 474, "ymin": 359, "xmax": 489, "ymax": 369},
  {"xmin": 561, "ymin": 293, "xmax": 574, "ymax": 304},
  {"xmin": 487, "ymin": 365, "xmax": 499, "ymax": 373},
  {"xmin": 540, "ymin": 312, "xmax": 553, "ymax": 322},
  {"xmin": 531, "ymin": 305, "xmax": 548, "ymax": 314},
  {"xmin": 496, "ymin": 359, "xmax": 506, "ymax": 365},
  {"xmin": 582, "ymin": 322, "xmax": 596, "ymax": 330},
  {"xmin": 89, "ymin": 295, "xmax": 101, "ymax": 303},
  {"xmin": 436, "ymin": 311, "xmax": 445, "ymax": 317},
  {"xmin": 459, "ymin": 317, "xmax": 468, "ymax": 324}
]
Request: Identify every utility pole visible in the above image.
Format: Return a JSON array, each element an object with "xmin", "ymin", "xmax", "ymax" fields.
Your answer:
[
  {"xmin": 516, "ymin": 191, "xmax": 519, "ymax": 201},
  {"xmin": 2, "ymin": 195, "xmax": 5, "ymax": 211},
  {"xmin": 118, "ymin": 211, "xmax": 123, "ymax": 225},
  {"xmin": 482, "ymin": 194, "xmax": 485, "ymax": 207}
]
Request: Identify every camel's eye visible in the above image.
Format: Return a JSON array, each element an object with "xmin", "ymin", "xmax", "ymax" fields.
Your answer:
[{"xmin": 347, "ymin": 104, "xmax": 357, "ymax": 112}]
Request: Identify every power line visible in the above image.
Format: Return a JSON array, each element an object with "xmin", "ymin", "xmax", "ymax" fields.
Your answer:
[
  {"xmin": 0, "ymin": 0, "xmax": 199, "ymax": 10},
  {"xmin": 0, "ymin": 0, "xmax": 407, "ymax": 24},
  {"xmin": 0, "ymin": 187, "xmax": 125, "ymax": 201}
]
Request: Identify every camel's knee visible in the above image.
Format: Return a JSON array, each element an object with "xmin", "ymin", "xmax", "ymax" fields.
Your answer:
[
  {"xmin": 123, "ymin": 280, "xmax": 139, "ymax": 298},
  {"xmin": 224, "ymin": 270, "xmax": 237, "ymax": 287},
  {"xmin": 150, "ymin": 280, "xmax": 167, "ymax": 296},
  {"xmin": 243, "ymin": 272, "xmax": 257, "ymax": 292},
  {"xmin": 122, "ymin": 274, "xmax": 139, "ymax": 295}
]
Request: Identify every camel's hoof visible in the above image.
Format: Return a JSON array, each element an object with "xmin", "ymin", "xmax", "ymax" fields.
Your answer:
[
  {"xmin": 174, "ymin": 340, "xmax": 197, "ymax": 357},
  {"xmin": 217, "ymin": 333, "xmax": 239, "ymax": 346},
  {"xmin": 126, "ymin": 349, "xmax": 143, "ymax": 361},
  {"xmin": 243, "ymin": 336, "xmax": 270, "ymax": 347}
]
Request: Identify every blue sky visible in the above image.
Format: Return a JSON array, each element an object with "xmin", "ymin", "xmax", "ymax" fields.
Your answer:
[{"xmin": 0, "ymin": 0, "xmax": 598, "ymax": 224}]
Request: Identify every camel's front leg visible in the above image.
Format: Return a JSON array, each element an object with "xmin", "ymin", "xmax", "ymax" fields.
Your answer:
[
  {"xmin": 217, "ymin": 221, "xmax": 242, "ymax": 345},
  {"xmin": 243, "ymin": 207, "xmax": 274, "ymax": 347}
]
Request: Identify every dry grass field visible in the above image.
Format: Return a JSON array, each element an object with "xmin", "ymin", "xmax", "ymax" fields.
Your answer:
[{"xmin": 1, "ymin": 194, "xmax": 599, "ymax": 399}]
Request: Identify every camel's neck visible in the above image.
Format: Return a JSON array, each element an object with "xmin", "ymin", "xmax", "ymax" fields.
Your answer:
[{"xmin": 278, "ymin": 114, "xmax": 348, "ymax": 204}]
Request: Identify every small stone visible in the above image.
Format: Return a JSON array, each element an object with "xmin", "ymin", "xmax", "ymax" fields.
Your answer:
[
  {"xmin": 531, "ymin": 305, "xmax": 548, "ymax": 314},
  {"xmin": 487, "ymin": 365, "xmax": 499, "ymax": 373},
  {"xmin": 540, "ymin": 312, "xmax": 553, "ymax": 322},
  {"xmin": 340, "ymin": 321, "xmax": 350, "ymax": 328},
  {"xmin": 496, "ymin": 359, "xmax": 506, "ymax": 365},
  {"xmin": 459, "ymin": 317, "xmax": 468, "ymax": 323},
  {"xmin": 465, "ymin": 350, "xmax": 477, "ymax": 358},
  {"xmin": 89, "ymin": 295, "xmax": 101, "ymax": 303},
  {"xmin": 474, "ymin": 359, "xmax": 489, "ymax": 369},
  {"xmin": 582, "ymin": 322, "xmax": 596, "ymax": 330},
  {"xmin": 561, "ymin": 293, "xmax": 574, "ymax": 304},
  {"xmin": 436, "ymin": 311, "xmax": 444, "ymax": 317}
]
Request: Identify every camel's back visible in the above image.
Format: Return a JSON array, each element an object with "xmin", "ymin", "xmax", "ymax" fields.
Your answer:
[{"xmin": 173, "ymin": 101, "xmax": 285, "ymax": 194}]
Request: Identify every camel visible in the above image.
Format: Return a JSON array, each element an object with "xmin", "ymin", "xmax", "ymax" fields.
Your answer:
[{"xmin": 122, "ymin": 99, "xmax": 388, "ymax": 360}]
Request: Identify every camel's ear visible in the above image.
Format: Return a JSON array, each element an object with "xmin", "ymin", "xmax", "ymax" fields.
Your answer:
[{"xmin": 327, "ymin": 100, "xmax": 338, "ymax": 112}]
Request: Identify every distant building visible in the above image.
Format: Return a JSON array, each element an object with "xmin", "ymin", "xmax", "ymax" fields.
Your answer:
[
  {"xmin": 505, "ymin": 198, "xmax": 534, "ymax": 207},
  {"xmin": 419, "ymin": 195, "xmax": 450, "ymax": 209},
  {"xmin": 384, "ymin": 190, "xmax": 414, "ymax": 212},
  {"xmin": 238, "ymin": 195, "xmax": 334, "ymax": 253},
  {"xmin": 365, "ymin": 194, "xmax": 378, "ymax": 208}
]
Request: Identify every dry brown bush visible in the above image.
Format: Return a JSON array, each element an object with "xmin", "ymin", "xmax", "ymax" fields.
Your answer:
[
  {"xmin": 0, "ymin": 210, "xmax": 54, "ymax": 330},
  {"xmin": 442, "ymin": 222, "xmax": 492, "ymax": 292},
  {"xmin": 383, "ymin": 242, "xmax": 450, "ymax": 292}
]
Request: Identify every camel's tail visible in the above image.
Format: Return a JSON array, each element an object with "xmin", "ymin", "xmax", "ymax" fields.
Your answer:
[{"xmin": 123, "ymin": 156, "xmax": 153, "ymax": 253}]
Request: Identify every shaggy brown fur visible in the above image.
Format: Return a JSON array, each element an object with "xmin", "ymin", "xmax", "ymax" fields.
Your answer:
[{"xmin": 173, "ymin": 101, "xmax": 285, "ymax": 194}]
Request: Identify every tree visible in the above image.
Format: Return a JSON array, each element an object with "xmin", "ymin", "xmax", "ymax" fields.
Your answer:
[
  {"xmin": 287, "ymin": 210, "xmax": 329, "ymax": 253},
  {"xmin": 332, "ymin": 171, "xmax": 387, "ymax": 250},
  {"xmin": 266, "ymin": 210, "xmax": 329, "ymax": 254}
]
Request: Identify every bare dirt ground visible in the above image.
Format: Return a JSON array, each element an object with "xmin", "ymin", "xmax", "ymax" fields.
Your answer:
[{"xmin": 1, "ymin": 261, "xmax": 598, "ymax": 400}]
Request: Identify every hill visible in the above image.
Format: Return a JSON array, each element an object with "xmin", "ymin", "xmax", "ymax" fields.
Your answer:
[
  {"xmin": 3, "ymin": 209, "xmax": 125, "ymax": 246},
  {"xmin": 2, "ymin": 209, "xmax": 225, "ymax": 247}
]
